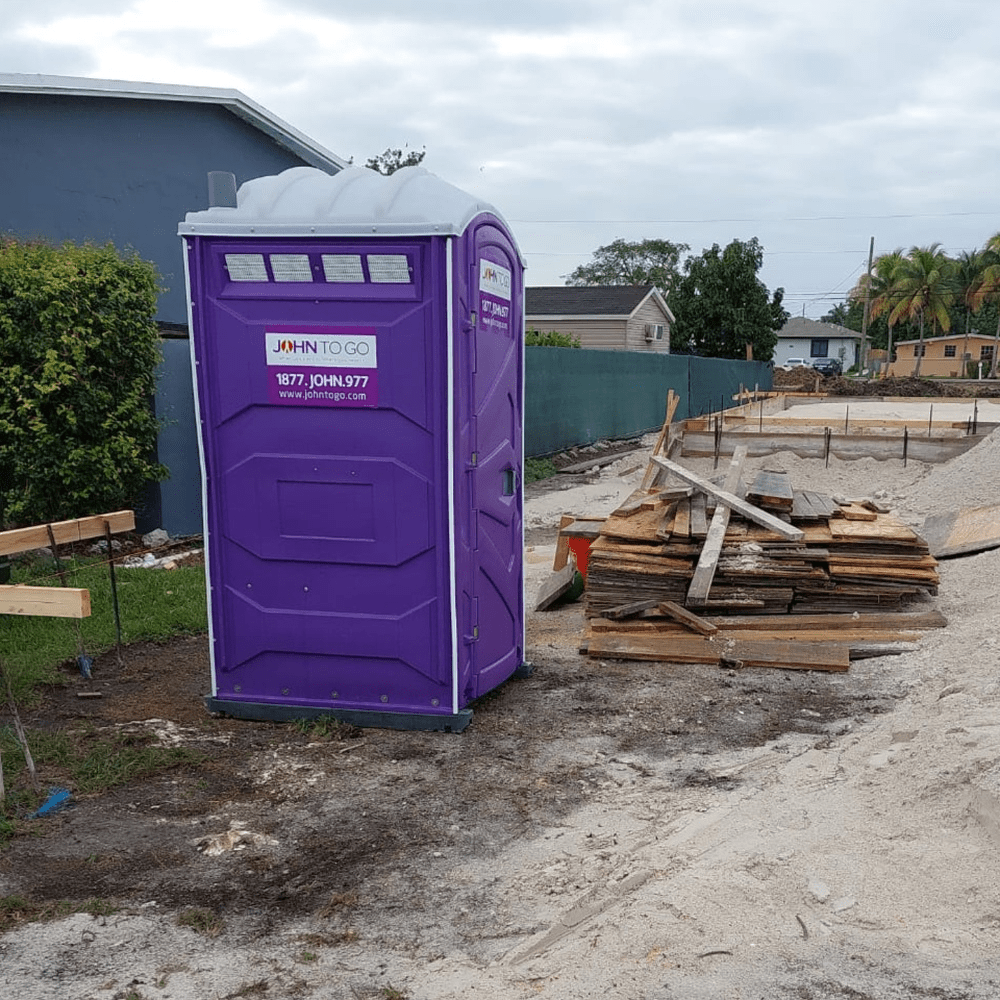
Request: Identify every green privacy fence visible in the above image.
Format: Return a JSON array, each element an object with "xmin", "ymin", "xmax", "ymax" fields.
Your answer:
[
  {"xmin": 524, "ymin": 347, "xmax": 773, "ymax": 457},
  {"xmin": 151, "ymin": 341, "xmax": 773, "ymax": 535}
]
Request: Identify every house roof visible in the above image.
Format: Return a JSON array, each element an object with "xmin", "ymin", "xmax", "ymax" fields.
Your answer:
[
  {"xmin": 0, "ymin": 72, "xmax": 348, "ymax": 174},
  {"xmin": 526, "ymin": 285, "xmax": 674, "ymax": 321},
  {"xmin": 778, "ymin": 316, "xmax": 859, "ymax": 340},
  {"xmin": 893, "ymin": 332, "xmax": 995, "ymax": 347}
]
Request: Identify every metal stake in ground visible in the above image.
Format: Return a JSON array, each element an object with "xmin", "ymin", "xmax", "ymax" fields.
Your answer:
[
  {"xmin": 0, "ymin": 655, "xmax": 40, "ymax": 794},
  {"xmin": 104, "ymin": 520, "xmax": 124, "ymax": 668},
  {"xmin": 47, "ymin": 525, "xmax": 91, "ymax": 677}
]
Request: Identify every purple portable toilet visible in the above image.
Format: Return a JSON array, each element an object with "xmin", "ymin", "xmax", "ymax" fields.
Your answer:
[{"xmin": 179, "ymin": 166, "xmax": 525, "ymax": 731}]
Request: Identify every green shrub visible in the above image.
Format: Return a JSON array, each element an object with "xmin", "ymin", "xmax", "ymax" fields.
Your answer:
[
  {"xmin": 525, "ymin": 328, "xmax": 580, "ymax": 348},
  {"xmin": 0, "ymin": 239, "xmax": 167, "ymax": 526}
]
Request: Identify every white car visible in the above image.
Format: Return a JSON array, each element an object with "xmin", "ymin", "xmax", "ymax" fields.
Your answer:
[{"xmin": 782, "ymin": 358, "xmax": 809, "ymax": 370}]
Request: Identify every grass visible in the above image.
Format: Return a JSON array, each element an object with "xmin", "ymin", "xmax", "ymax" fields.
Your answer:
[
  {"xmin": 176, "ymin": 906, "xmax": 224, "ymax": 937},
  {"xmin": 0, "ymin": 893, "xmax": 118, "ymax": 934},
  {"xmin": 525, "ymin": 456, "xmax": 558, "ymax": 483},
  {"xmin": 292, "ymin": 715, "xmax": 362, "ymax": 741},
  {"xmin": 0, "ymin": 723, "xmax": 206, "ymax": 843},
  {"xmin": 0, "ymin": 550, "xmax": 207, "ymax": 702}
]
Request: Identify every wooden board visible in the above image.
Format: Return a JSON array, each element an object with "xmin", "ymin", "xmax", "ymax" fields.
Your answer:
[
  {"xmin": 922, "ymin": 505, "xmax": 1000, "ymax": 558},
  {"xmin": 0, "ymin": 510, "xmax": 136, "ymax": 557},
  {"xmin": 827, "ymin": 518, "xmax": 921, "ymax": 543},
  {"xmin": 585, "ymin": 633, "xmax": 720, "ymax": 664},
  {"xmin": 689, "ymin": 493, "xmax": 709, "ymax": 539},
  {"xmin": 0, "ymin": 584, "xmax": 91, "ymax": 618},
  {"xmin": 672, "ymin": 499, "xmax": 691, "ymax": 539},
  {"xmin": 552, "ymin": 514, "xmax": 574, "ymax": 570},
  {"xmin": 656, "ymin": 600, "xmax": 718, "ymax": 635},
  {"xmin": 718, "ymin": 639, "xmax": 849, "ymax": 672},
  {"xmin": 600, "ymin": 506, "xmax": 669, "ymax": 542},
  {"xmin": 604, "ymin": 599, "xmax": 661, "ymax": 620},
  {"xmin": 833, "ymin": 503, "xmax": 878, "ymax": 521},
  {"xmin": 534, "ymin": 564, "xmax": 578, "ymax": 611},
  {"xmin": 747, "ymin": 470, "xmax": 794, "ymax": 510},
  {"xmin": 686, "ymin": 446, "xmax": 748, "ymax": 605}
]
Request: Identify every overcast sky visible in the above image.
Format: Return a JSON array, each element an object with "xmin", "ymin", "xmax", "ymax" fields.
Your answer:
[{"xmin": 5, "ymin": 0, "xmax": 1000, "ymax": 318}]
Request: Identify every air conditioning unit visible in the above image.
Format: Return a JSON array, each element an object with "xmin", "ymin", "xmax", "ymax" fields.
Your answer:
[{"xmin": 644, "ymin": 323, "xmax": 664, "ymax": 342}]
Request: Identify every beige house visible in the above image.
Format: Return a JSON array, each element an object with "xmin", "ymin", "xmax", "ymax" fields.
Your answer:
[
  {"xmin": 886, "ymin": 333, "xmax": 997, "ymax": 377},
  {"xmin": 525, "ymin": 285, "xmax": 674, "ymax": 352}
]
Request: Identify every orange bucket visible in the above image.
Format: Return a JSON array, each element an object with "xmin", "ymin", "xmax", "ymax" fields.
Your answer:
[{"xmin": 567, "ymin": 536, "xmax": 592, "ymax": 581}]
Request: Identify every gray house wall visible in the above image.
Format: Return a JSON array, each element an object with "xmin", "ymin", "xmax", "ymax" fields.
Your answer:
[
  {"xmin": 0, "ymin": 92, "xmax": 322, "ymax": 324},
  {"xmin": 1, "ymin": 88, "xmax": 342, "ymax": 535}
]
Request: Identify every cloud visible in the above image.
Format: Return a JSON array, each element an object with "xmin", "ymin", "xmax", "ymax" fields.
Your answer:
[{"xmin": 4, "ymin": 0, "xmax": 1000, "ymax": 312}]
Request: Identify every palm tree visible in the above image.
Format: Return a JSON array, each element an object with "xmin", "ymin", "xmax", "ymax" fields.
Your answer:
[
  {"xmin": 851, "ymin": 250, "xmax": 906, "ymax": 373},
  {"xmin": 954, "ymin": 248, "xmax": 985, "ymax": 377},
  {"xmin": 886, "ymin": 244, "xmax": 956, "ymax": 378},
  {"xmin": 970, "ymin": 233, "xmax": 1000, "ymax": 377}
]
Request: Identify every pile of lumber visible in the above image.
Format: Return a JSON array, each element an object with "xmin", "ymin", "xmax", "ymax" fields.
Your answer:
[{"xmin": 577, "ymin": 446, "xmax": 945, "ymax": 671}]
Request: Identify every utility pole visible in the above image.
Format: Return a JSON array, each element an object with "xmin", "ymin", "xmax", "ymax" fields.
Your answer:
[{"xmin": 859, "ymin": 237, "xmax": 874, "ymax": 374}]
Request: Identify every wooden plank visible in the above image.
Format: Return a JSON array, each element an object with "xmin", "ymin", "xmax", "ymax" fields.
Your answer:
[
  {"xmin": 672, "ymin": 498, "xmax": 691, "ymax": 539},
  {"xmin": 652, "ymin": 454, "xmax": 804, "ymax": 541},
  {"xmin": 689, "ymin": 493, "xmax": 709, "ymax": 538},
  {"xmin": 686, "ymin": 445, "xmax": 748, "ymax": 605},
  {"xmin": 641, "ymin": 389, "xmax": 681, "ymax": 489},
  {"xmin": 559, "ymin": 452, "xmax": 631, "ymax": 474},
  {"xmin": 922, "ymin": 505, "xmax": 1000, "ymax": 558},
  {"xmin": 0, "ymin": 584, "xmax": 91, "ymax": 618},
  {"xmin": 559, "ymin": 519, "xmax": 604, "ymax": 539},
  {"xmin": 656, "ymin": 601, "xmax": 718, "ymax": 635},
  {"xmin": 534, "ymin": 564, "xmax": 578, "ymax": 611},
  {"xmin": 705, "ymin": 610, "xmax": 948, "ymax": 630},
  {"xmin": 601, "ymin": 506, "xmax": 670, "ymax": 542},
  {"xmin": 719, "ymin": 639, "xmax": 849, "ymax": 672},
  {"xmin": 0, "ymin": 510, "xmax": 136, "ymax": 558},
  {"xmin": 552, "ymin": 515, "xmax": 574, "ymax": 570},
  {"xmin": 604, "ymin": 599, "xmax": 661, "ymax": 620},
  {"xmin": 747, "ymin": 470, "xmax": 794, "ymax": 510},
  {"xmin": 827, "ymin": 518, "xmax": 920, "ymax": 543},
  {"xmin": 834, "ymin": 503, "xmax": 878, "ymax": 522},
  {"xmin": 585, "ymin": 633, "xmax": 720, "ymax": 664}
]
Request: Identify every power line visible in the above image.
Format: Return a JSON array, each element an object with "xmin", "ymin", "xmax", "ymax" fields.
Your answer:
[{"xmin": 511, "ymin": 211, "xmax": 1000, "ymax": 224}]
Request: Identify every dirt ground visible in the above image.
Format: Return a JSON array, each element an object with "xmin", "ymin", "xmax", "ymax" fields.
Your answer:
[{"xmin": 1, "ymin": 431, "xmax": 1000, "ymax": 999}]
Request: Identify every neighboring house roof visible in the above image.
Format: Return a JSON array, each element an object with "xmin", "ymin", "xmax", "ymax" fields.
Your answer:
[
  {"xmin": 778, "ymin": 317, "xmax": 859, "ymax": 340},
  {"xmin": 526, "ymin": 285, "xmax": 675, "ymax": 322},
  {"xmin": 893, "ymin": 333, "xmax": 993, "ymax": 347},
  {"xmin": 0, "ymin": 72, "xmax": 348, "ymax": 174}
]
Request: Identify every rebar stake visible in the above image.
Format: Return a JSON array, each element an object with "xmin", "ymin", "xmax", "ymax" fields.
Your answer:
[{"xmin": 104, "ymin": 520, "xmax": 125, "ymax": 668}]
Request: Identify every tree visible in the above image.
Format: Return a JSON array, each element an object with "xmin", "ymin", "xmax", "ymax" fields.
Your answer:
[
  {"xmin": 566, "ymin": 238, "xmax": 689, "ymax": 290},
  {"xmin": 954, "ymin": 248, "xmax": 986, "ymax": 376},
  {"xmin": 885, "ymin": 244, "xmax": 956, "ymax": 377},
  {"xmin": 365, "ymin": 145, "xmax": 426, "ymax": 175},
  {"xmin": 525, "ymin": 328, "xmax": 580, "ymax": 348},
  {"xmin": 849, "ymin": 249, "xmax": 907, "ymax": 365},
  {"xmin": 970, "ymin": 232, "xmax": 1000, "ymax": 377},
  {"xmin": 668, "ymin": 238, "xmax": 788, "ymax": 361},
  {"xmin": 821, "ymin": 303, "xmax": 850, "ymax": 326},
  {"xmin": 0, "ymin": 239, "xmax": 166, "ymax": 525}
]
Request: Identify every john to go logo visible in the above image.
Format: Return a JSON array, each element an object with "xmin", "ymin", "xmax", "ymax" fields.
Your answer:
[{"xmin": 272, "ymin": 339, "xmax": 318, "ymax": 354}]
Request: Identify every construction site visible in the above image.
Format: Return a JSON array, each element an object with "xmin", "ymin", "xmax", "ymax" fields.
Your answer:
[{"xmin": 2, "ymin": 384, "xmax": 1000, "ymax": 999}]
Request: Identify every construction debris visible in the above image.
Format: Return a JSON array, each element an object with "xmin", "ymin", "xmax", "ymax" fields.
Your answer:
[{"xmin": 567, "ymin": 437, "xmax": 944, "ymax": 671}]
